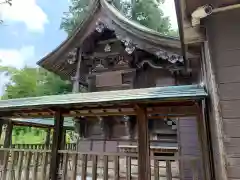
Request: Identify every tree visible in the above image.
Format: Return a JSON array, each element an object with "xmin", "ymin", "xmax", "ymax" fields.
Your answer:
[
  {"xmin": 0, "ymin": 66, "xmax": 72, "ymax": 99},
  {"xmin": 0, "ymin": 65, "xmax": 73, "ymax": 143},
  {"xmin": 61, "ymin": 0, "xmax": 179, "ymax": 37},
  {"xmin": 60, "ymin": 0, "xmax": 90, "ymax": 35}
]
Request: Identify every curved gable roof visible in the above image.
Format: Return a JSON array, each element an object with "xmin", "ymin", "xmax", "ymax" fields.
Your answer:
[{"xmin": 37, "ymin": 0, "xmax": 185, "ymax": 79}]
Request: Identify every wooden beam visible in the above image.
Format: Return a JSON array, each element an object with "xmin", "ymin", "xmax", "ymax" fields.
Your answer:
[
  {"xmin": 197, "ymin": 102, "xmax": 211, "ymax": 180},
  {"xmin": 45, "ymin": 128, "xmax": 51, "ymax": 149},
  {"xmin": 136, "ymin": 105, "xmax": 150, "ymax": 180},
  {"xmin": 50, "ymin": 110, "xmax": 64, "ymax": 180},
  {"xmin": 72, "ymin": 47, "xmax": 82, "ymax": 93},
  {"xmin": 4, "ymin": 120, "xmax": 13, "ymax": 148}
]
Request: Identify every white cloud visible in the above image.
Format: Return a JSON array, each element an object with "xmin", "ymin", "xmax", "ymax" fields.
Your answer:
[
  {"xmin": 0, "ymin": 0, "xmax": 48, "ymax": 33},
  {"xmin": 0, "ymin": 46, "xmax": 35, "ymax": 69}
]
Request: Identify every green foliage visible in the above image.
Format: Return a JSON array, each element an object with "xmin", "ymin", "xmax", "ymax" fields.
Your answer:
[
  {"xmin": 0, "ymin": 65, "xmax": 72, "ymax": 142},
  {"xmin": 60, "ymin": 0, "xmax": 91, "ymax": 35},
  {"xmin": 61, "ymin": 0, "xmax": 179, "ymax": 37},
  {"xmin": 0, "ymin": 66, "xmax": 72, "ymax": 99}
]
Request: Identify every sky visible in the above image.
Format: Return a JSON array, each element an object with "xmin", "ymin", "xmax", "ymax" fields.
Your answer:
[{"xmin": 0, "ymin": 0, "xmax": 178, "ymax": 95}]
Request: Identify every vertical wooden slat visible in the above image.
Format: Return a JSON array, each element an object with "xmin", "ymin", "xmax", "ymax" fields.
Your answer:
[
  {"xmin": 16, "ymin": 151, "xmax": 24, "ymax": 180},
  {"xmin": 81, "ymin": 154, "xmax": 87, "ymax": 180},
  {"xmin": 41, "ymin": 152, "xmax": 48, "ymax": 180},
  {"xmin": 166, "ymin": 160, "xmax": 172, "ymax": 180},
  {"xmin": 24, "ymin": 151, "xmax": 32, "ymax": 180},
  {"xmin": 103, "ymin": 155, "xmax": 108, "ymax": 180},
  {"xmin": 50, "ymin": 110, "xmax": 64, "ymax": 180},
  {"xmin": 71, "ymin": 153, "xmax": 78, "ymax": 180},
  {"xmin": 2, "ymin": 150, "xmax": 9, "ymax": 180},
  {"xmin": 32, "ymin": 152, "xmax": 40, "ymax": 180},
  {"xmin": 8, "ymin": 151, "xmax": 15, "ymax": 180},
  {"xmin": 136, "ymin": 105, "xmax": 150, "ymax": 180},
  {"xmin": 92, "ymin": 155, "xmax": 98, "ymax": 180},
  {"xmin": 62, "ymin": 153, "xmax": 69, "ymax": 180},
  {"xmin": 192, "ymin": 159, "xmax": 199, "ymax": 180},
  {"xmin": 114, "ymin": 156, "xmax": 119, "ymax": 180},
  {"xmin": 126, "ymin": 156, "xmax": 131, "ymax": 180},
  {"xmin": 154, "ymin": 159, "xmax": 159, "ymax": 180}
]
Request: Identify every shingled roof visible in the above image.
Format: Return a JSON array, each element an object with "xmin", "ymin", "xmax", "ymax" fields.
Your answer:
[{"xmin": 37, "ymin": 0, "xmax": 189, "ymax": 79}]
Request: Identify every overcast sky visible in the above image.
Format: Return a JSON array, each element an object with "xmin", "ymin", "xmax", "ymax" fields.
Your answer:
[{"xmin": 0, "ymin": 0, "xmax": 178, "ymax": 95}]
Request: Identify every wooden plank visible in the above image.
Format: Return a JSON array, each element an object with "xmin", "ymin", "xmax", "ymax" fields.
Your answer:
[
  {"xmin": 62, "ymin": 153, "xmax": 69, "ymax": 180},
  {"xmin": 114, "ymin": 156, "xmax": 119, "ymax": 180},
  {"xmin": 41, "ymin": 152, "xmax": 48, "ymax": 180},
  {"xmin": 50, "ymin": 110, "xmax": 64, "ymax": 180},
  {"xmin": 126, "ymin": 156, "xmax": 131, "ymax": 180},
  {"xmin": 103, "ymin": 155, "xmax": 108, "ymax": 180},
  {"xmin": 219, "ymin": 83, "xmax": 240, "ymax": 100},
  {"xmin": 24, "ymin": 151, "xmax": 32, "ymax": 180},
  {"xmin": 32, "ymin": 152, "xmax": 40, "ymax": 180},
  {"xmin": 154, "ymin": 159, "xmax": 159, "ymax": 180},
  {"xmin": 192, "ymin": 159, "xmax": 199, "ymax": 180},
  {"xmin": 2, "ymin": 151, "xmax": 9, "ymax": 180},
  {"xmin": 92, "ymin": 155, "xmax": 98, "ymax": 180},
  {"xmin": 166, "ymin": 160, "xmax": 172, "ymax": 180},
  {"xmin": 16, "ymin": 151, "xmax": 24, "ymax": 180},
  {"xmin": 81, "ymin": 154, "xmax": 87, "ymax": 180},
  {"xmin": 71, "ymin": 153, "xmax": 78, "ymax": 180},
  {"xmin": 8, "ymin": 151, "xmax": 15, "ymax": 180},
  {"xmin": 136, "ymin": 105, "xmax": 150, "ymax": 180},
  {"xmin": 217, "ymin": 66, "xmax": 240, "ymax": 84}
]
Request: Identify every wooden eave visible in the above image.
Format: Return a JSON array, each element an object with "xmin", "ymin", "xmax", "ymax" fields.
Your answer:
[{"xmin": 37, "ymin": 0, "xmax": 190, "ymax": 79}]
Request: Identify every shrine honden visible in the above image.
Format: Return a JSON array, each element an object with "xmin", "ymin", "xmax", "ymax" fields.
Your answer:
[{"xmin": 0, "ymin": 0, "xmax": 218, "ymax": 180}]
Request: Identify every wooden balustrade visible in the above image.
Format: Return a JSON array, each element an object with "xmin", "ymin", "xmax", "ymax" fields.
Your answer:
[
  {"xmin": 0, "ymin": 148, "xmax": 200, "ymax": 180},
  {"xmin": 0, "ymin": 143, "xmax": 77, "ymax": 150}
]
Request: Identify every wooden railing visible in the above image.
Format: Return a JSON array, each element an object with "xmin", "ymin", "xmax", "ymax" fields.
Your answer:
[
  {"xmin": 0, "ymin": 148, "xmax": 201, "ymax": 180},
  {"xmin": 0, "ymin": 143, "xmax": 77, "ymax": 150}
]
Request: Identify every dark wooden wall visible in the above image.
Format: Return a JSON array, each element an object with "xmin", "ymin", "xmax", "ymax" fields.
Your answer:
[
  {"xmin": 205, "ymin": 9, "xmax": 240, "ymax": 180},
  {"xmin": 178, "ymin": 117, "xmax": 203, "ymax": 179}
]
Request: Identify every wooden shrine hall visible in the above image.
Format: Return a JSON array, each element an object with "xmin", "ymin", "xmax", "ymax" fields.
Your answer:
[
  {"xmin": 0, "ymin": 85, "xmax": 210, "ymax": 180},
  {"xmin": 0, "ymin": 0, "xmax": 215, "ymax": 179}
]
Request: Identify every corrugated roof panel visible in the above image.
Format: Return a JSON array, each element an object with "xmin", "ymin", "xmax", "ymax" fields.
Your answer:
[
  {"xmin": 12, "ymin": 118, "xmax": 74, "ymax": 127},
  {"xmin": 0, "ymin": 85, "xmax": 207, "ymax": 111}
]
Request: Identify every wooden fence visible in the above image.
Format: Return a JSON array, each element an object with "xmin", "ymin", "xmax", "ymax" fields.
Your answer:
[
  {"xmin": 0, "ymin": 148, "xmax": 200, "ymax": 180},
  {"xmin": 0, "ymin": 143, "xmax": 77, "ymax": 150}
]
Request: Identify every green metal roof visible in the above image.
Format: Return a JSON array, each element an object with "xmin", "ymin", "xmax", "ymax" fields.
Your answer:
[
  {"xmin": 0, "ymin": 85, "xmax": 207, "ymax": 111},
  {"xmin": 12, "ymin": 118, "xmax": 74, "ymax": 127}
]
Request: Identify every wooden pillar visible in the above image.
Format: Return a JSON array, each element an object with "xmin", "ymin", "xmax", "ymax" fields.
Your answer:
[
  {"xmin": 197, "ymin": 102, "xmax": 212, "ymax": 180},
  {"xmin": 50, "ymin": 110, "xmax": 64, "ymax": 180},
  {"xmin": 0, "ymin": 119, "xmax": 5, "ymax": 141},
  {"xmin": 61, "ymin": 128, "xmax": 66, "ymax": 150},
  {"xmin": 4, "ymin": 121, "xmax": 13, "ymax": 148},
  {"xmin": 136, "ymin": 105, "xmax": 150, "ymax": 180},
  {"xmin": 72, "ymin": 47, "xmax": 82, "ymax": 93},
  {"xmin": 45, "ymin": 128, "xmax": 51, "ymax": 149}
]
